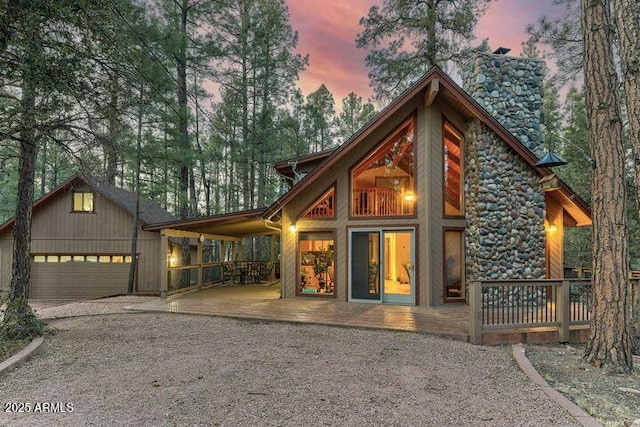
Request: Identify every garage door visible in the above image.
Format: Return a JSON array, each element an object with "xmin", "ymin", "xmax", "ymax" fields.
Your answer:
[{"xmin": 30, "ymin": 257, "xmax": 130, "ymax": 299}]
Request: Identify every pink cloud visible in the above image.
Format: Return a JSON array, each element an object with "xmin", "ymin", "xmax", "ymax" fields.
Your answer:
[
  {"xmin": 288, "ymin": 0, "xmax": 378, "ymax": 103},
  {"xmin": 476, "ymin": 0, "xmax": 566, "ymax": 55},
  {"xmin": 289, "ymin": 0, "xmax": 568, "ymax": 108}
]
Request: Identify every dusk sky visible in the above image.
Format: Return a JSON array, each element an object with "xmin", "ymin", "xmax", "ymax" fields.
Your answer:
[{"xmin": 287, "ymin": 0, "xmax": 566, "ymax": 105}]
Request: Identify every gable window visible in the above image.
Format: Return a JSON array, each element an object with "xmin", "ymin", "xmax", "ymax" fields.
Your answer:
[
  {"xmin": 444, "ymin": 121, "xmax": 463, "ymax": 217},
  {"xmin": 73, "ymin": 192, "xmax": 94, "ymax": 212},
  {"xmin": 351, "ymin": 118, "xmax": 415, "ymax": 217},
  {"xmin": 301, "ymin": 186, "xmax": 335, "ymax": 219}
]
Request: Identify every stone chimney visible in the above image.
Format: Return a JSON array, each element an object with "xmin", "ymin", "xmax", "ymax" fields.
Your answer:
[{"xmin": 461, "ymin": 51, "xmax": 546, "ymax": 157}]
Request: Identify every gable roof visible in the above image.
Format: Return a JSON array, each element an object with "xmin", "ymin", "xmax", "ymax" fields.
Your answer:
[
  {"xmin": 0, "ymin": 173, "xmax": 175, "ymax": 234},
  {"xmin": 263, "ymin": 66, "xmax": 591, "ymax": 225}
]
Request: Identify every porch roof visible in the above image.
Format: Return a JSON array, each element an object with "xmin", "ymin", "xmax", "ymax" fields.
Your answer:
[{"xmin": 143, "ymin": 207, "xmax": 276, "ymax": 238}]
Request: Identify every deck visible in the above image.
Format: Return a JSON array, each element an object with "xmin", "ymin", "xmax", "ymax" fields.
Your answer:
[{"xmin": 130, "ymin": 284, "xmax": 470, "ymax": 341}]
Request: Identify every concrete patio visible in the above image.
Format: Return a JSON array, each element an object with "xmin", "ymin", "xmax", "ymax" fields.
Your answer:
[{"xmin": 128, "ymin": 284, "xmax": 470, "ymax": 341}]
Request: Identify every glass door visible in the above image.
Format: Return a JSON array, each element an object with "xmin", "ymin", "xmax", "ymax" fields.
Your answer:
[
  {"xmin": 350, "ymin": 229, "xmax": 415, "ymax": 304},
  {"xmin": 381, "ymin": 230, "xmax": 414, "ymax": 304},
  {"xmin": 350, "ymin": 232, "xmax": 380, "ymax": 301}
]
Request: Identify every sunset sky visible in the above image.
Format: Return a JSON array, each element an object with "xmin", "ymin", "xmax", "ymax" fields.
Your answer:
[{"xmin": 287, "ymin": 0, "xmax": 566, "ymax": 105}]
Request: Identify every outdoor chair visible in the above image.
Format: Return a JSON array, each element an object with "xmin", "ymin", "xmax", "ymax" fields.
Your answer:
[{"xmin": 257, "ymin": 262, "xmax": 274, "ymax": 283}]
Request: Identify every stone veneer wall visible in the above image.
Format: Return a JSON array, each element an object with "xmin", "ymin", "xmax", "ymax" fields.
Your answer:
[
  {"xmin": 461, "ymin": 53, "xmax": 546, "ymax": 157},
  {"xmin": 465, "ymin": 119, "xmax": 547, "ymax": 281}
]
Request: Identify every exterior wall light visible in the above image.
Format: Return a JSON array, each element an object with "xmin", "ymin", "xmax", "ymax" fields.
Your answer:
[
  {"xmin": 289, "ymin": 223, "xmax": 297, "ymax": 233},
  {"xmin": 547, "ymin": 224, "xmax": 558, "ymax": 234}
]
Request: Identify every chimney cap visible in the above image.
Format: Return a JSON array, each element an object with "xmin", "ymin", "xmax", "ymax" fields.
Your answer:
[{"xmin": 493, "ymin": 47, "xmax": 511, "ymax": 55}]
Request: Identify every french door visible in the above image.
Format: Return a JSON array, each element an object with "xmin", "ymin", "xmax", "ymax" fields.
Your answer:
[{"xmin": 349, "ymin": 229, "xmax": 415, "ymax": 305}]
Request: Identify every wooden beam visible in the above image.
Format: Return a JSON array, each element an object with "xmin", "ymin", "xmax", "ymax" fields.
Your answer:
[
  {"xmin": 161, "ymin": 228, "xmax": 241, "ymax": 242},
  {"xmin": 424, "ymin": 78, "xmax": 440, "ymax": 107}
]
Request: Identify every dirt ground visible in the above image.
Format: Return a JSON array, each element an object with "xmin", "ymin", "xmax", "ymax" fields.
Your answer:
[
  {"xmin": 0, "ymin": 313, "xmax": 579, "ymax": 427},
  {"xmin": 526, "ymin": 344, "xmax": 640, "ymax": 427}
]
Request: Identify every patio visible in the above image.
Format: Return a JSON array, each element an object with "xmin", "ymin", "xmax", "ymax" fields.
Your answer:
[{"xmin": 129, "ymin": 284, "xmax": 470, "ymax": 341}]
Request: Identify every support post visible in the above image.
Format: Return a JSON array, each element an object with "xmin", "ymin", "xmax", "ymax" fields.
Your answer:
[
  {"xmin": 469, "ymin": 281, "xmax": 482, "ymax": 345},
  {"xmin": 160, "ymin": 231, "xmax": 168, "ymax": 297},
  {"xmin": 269, "ymin": 233, "xmax": 276, "ymax": 280},
  {"xmin": 558, "ymin": 280, "xmax": 571, "ymax": 343},
  {"xmin": 196, "ymin": 236, "xmax": 203, "ymax": 289}
]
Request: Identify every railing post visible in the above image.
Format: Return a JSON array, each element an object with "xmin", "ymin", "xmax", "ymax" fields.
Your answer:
[
  {"xmin": 558, "ymin": 280, "xmax": 571, "ymax": 343},
  {"xmin": 469, "ymin": 281, "xmax": 482, "ymax": 345}
]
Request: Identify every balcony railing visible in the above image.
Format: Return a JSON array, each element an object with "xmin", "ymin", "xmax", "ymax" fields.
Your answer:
[{"xmin": 352, "ymin": 188, "xmax": 414, "ymax": 217}]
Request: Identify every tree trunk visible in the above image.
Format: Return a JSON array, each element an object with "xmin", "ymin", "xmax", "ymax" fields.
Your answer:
[
  {"xmin": 105, "ymin": 69, "xmax": 119, "ymax": 185},
  {"xmin": 3, "ymin": 14, "xmax": 46, "ymax": 341},
  {"xmin": 614, "ymin": 0, "xmax": 640, "ymax": 351},
  {"xmin": 128, "ymin": 85, "xmax": 144, "ymax": 294},
  {"xmin": 177, "ymin": 0, "xmax": 190, "ymax": 221},
  {"xmin": 582, "ymin": 0, "xmax": 633, "ymax": 373},
  {"xmin": 39, "ymin": 139, "xmax": 47, "ymax": 197}
]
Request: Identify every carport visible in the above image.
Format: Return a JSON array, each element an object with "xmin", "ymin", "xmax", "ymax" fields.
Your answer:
[{"xmin": 143, "ymin": 208, "xmax": 281, "ymax": 297}]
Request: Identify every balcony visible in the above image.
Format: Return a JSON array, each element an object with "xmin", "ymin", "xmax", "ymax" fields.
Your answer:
[{"xmin": 352, "ymin": 188, "xmax": 415, "ymax": 217}]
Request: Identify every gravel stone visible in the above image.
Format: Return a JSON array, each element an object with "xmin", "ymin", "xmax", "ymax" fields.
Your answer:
[{"xmin": 1, "ymin": 312, "xmax": 579, "ymax": 426}]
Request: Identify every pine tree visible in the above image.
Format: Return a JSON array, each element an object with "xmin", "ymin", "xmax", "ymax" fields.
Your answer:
[
  {"xmin": 356, "ymin": 0, "xmax": 491, "ymax": 101},
  {"xmin": 335, "ymin": 92, "xmax": 376, "ymax": 144},
  {"xmin": 582, "ymin": 0, "xmax": 633, "ymax": 373},
  {"xmin": 305, "ymin": 85, "xmax": 336, "ymax": 152}
]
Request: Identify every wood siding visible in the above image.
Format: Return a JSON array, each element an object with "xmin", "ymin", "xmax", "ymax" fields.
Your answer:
[
  {"xmin": 545, "ymin": 195, "xmax": 564, "ymax": 279},
  {"xmin": 0, "ymin": 238, "xmax": 11, "ymax": 294},
  {"xmin": 283, "ymin": 98, "xmax": 438, "ymax": 305},
  {"xmin": 0, "ymin": 186, "xmax": 162, "ymax": 298}
]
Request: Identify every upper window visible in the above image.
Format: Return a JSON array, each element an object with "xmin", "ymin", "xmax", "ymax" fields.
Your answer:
[
  {"xmin": 351, "ymin": 118, "xmax": 415, "ymax": 217},
  {"xmin": 301, "ymin": 187, "xmax": 335, "ymax": 219},
  {"xmin": 443, "ymin": 121, "xmax": 463, "ymax": 217},
  {"xmin": 73, "ymin": 192, "xmax": 94, "ymax": 212}
]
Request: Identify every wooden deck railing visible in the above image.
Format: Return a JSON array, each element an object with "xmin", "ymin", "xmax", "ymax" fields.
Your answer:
[
  {"xmin": 469, "ymin": 278, "xmax": 639, "ymax": 344},
  {"xmin": 353, "ymin": 188, "xmax": 414, "ymax": 216},
  {"xmin": 166, "ymin": 261, "xmax": 275, "ymax": 295}
]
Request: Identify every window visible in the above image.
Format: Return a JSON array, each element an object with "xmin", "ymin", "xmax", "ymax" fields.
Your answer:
[
  {"xmin": 351, "ymin": 118, "xmax": 415, "ymax": 217},
  {"xmin": 73, "ymin": 192, "xmax": 94, "ymax": 212},
  {"xmin": 301, "ymin": 187, "xmax": 335, "ymax": 219},
  {"xmin": 298, "ymin": 232, "xmax": 335, "ymax": 296},
  {"xmin": 444, "ymin": 121, "xmax": 463, "ymax": 216},
  {"xmin": 444, "ymin": 229, "xmax": 464, "ymax": 301},
  {"xmin": 33, "ymin": 254, "xmax": 131, "ymax": 264}
]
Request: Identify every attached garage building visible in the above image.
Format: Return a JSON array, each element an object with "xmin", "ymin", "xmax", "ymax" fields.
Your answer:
[{"xmin": 0, "ymin": 174, "xmax": 174, "ymax": 299}]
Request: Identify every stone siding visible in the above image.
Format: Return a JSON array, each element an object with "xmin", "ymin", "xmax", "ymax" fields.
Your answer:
[
  {"xmin": 462, "ymin": 53, "xmax": 546, "ymax": 157},
  {"xmin": 465, "ymin": 120, "xmax": 546, "ymax": 281}
]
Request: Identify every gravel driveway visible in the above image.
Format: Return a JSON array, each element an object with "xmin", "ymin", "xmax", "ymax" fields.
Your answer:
[{"xmin": 0, "ymin": 312, "xmax": 579, "ymax": 426}]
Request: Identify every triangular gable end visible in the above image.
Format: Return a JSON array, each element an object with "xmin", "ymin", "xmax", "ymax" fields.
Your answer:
[{"xmin": 300, "ymin": 186, "xmax": 336, "ymax": 219}]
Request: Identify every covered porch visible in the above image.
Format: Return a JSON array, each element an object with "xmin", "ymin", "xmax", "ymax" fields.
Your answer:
[{"xmin": 143, "ymin": 208, "xmax": 282, "ymax": 297}]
